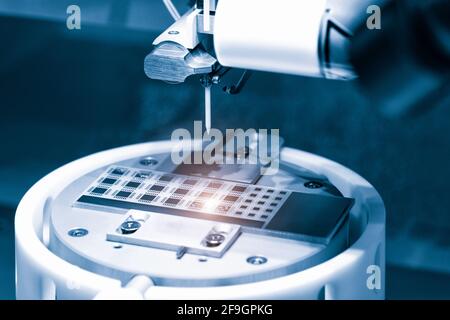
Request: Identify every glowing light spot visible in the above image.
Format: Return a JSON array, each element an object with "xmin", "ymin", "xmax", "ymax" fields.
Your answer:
[{"xmin": 204, "ymin": 198, "xmax": 219, "ymax": 212}]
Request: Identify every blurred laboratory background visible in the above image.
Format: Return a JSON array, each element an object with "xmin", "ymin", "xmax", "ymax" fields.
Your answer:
[{"xmin": 0, "ymin": 0, "xmax": 449, "ymax": 299}]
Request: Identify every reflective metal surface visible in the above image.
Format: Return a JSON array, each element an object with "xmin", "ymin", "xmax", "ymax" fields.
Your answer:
[{"xmin": 144, "ymin": 42, "xmax": 216, "ymax": 83}]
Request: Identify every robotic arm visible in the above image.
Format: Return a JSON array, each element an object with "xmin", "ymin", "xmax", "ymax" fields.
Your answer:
[
  {"xmin": 144, "ymin": 0, "xmax": 362, "ymax": 85},
  {"xmin": 145, "ymin": 0, "xmax": 449, "ymax": 116}
]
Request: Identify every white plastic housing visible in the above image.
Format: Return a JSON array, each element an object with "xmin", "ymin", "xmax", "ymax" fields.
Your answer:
[
  {"xmin": 214, "ymin": 0, "xmax": 327, "ymax": 77},
  {"xmin": 15, "ymin": 141, "xmax": 385, "ymax": 299}
]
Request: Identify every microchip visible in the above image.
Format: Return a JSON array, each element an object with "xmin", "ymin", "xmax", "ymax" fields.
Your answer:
[
  {"xmin": 265, "ymin": 209, "xmax": 273, "ymax": 213},
  {"xmin": 279, "ymin": 191, "xmax": 287, "ymax": 195},
  {"xmin": 254, "ymin": 187, "xmax": 262, "ymax": 191},
  {"xmin": 232, "ymin": 186, "xmax": 247, "ymax": 193},
  {"xmin": 267, "ymin": 189, "xmax": 274, "ymax": 193},
  {"xmin": 140, "ymin": 194, "xmax": 156, "ymax": 202},
  {"xmin": 235, "ymin": 211, "xmax": 243, "ymax": 215},
  {"xmin": 250, "ymin": 193, "xmax": 257, "ymax": 197},
  {"xmin": 116, "ymin": 191, "xmax": 132, "ymax": 198},
  {"xmin": 275, "ymin": 197, "xmax": 282, "ymax": 201},
  {"xmin": 165, "ymin": 198, "xmax": 180, "ymax": 205},
  {"xmin": 92, "ymin": 187, "xmax": 107, "ymax": 195},
  {"xmin": 125, "ymin": 181, "xmax": 141, "ymax": 189},
  {"xmin": 135, "ymin": 172, "xmax": 151, "ymax": 179},
  {"xmin": 224, "ymin": 195, "xmax": 239, "ymax": 202},
  {"xmin": 111, "ymin": 168, "xmax": 126, "ymax": 175},
  {"xmin": 174, "ymin": 188, "xmax": 189, "ymax": 195},
  {"xmin": 262, "ymin": 195, "xmax": 269, "ymax": 199},
  {"xmin": 245, "ymin": 199, "xmax": 252, "ymax": 203},
  {"xmin": 216, "ymin": 204, "xmax": 230, "ymax": 213},
  {"xmin": 183, "ymin": 179, "xmax": 197, "ymax": 186},
  {"xmin": 159, "ymin": 175, "xmax": 173, "ymax": 182},
  {"xmin": 207, "ymin": 182, "xmax": 222, "ymax": 189},
  {"xmin": 149, "ymin": 185, "xmax": 164, "ymax": 192},
  {"xmin": 257, "ymin": 201, "xmax": 265, "ymax": 205},
  {"xmin": 190, "ymin": 201, "xmax": 203, "ymax": 209},
  {"xmin": 199, "ymin": 191, "xmax": 213, "ymax": 198},
  {"xmin": 265, "ymin": 192, "xmax": 353, "ymax": 241},
  {"xmin": 261, "ymin": 215, "xmax": 269, "ymax": 219},
  {"xmin": 253, "ymin": 207, "xmax": 260, "ymax": 211},
  {"xmin": 101, "ymin": 178, "xmax": 117, "ymax": 185},
  {"xmin": 270, "ymin": 203, "xmax": 277, "ymax": 207},
  {"xmin": 248, "ymin": 213, "xmax": 256, "ymax": 217},
  {"xmin": 240, "ymin": 205, "xmax": 248, "ymax": 209}
]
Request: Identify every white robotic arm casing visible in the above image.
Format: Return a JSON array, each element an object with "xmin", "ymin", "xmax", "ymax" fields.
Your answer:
[
  {"xmin": 214, "ymin": 0, "xmax": 327, "ymax": 77},
  {"xmin": 145, "ymin": 0, "xmax": 356, "ymax": 83}
]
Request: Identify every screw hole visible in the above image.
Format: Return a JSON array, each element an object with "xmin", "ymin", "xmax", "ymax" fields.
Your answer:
[
  {"xmin": 68, "ymin": 228, "xmax": 88, "ymax": 237},
  {"xmin": 247, "ymin": 256, "xmax": 267, "ymax": 265},
  {"xmin": 140, "ymin": 157, "xmax": 158, "ymax": 166}
]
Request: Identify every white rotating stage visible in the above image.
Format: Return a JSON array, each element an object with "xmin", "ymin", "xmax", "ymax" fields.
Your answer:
[{"xmin": 15, "ymin": 141, "xmax": 385, "ymax": 299}]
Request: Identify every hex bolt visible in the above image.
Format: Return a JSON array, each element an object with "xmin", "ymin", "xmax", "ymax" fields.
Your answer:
[
  {"xmin": 120, "ymin": 220, "xmax": 142, "ymax": 235},
  {"xmin": 204, "ymin": 233, "xmax": 226, "ymax": 247},
  {"xmin": 140, "ymin": 157, "xmax": 158, "ymax": 166},
  {"xmin": 247, "ymin": 256, "xmax": 268, "ymax": 265},
  {"xmin": 68, "ymin": 228, "xmax": 88, "ymax": 237},
  {"xmin": 304, "ymin": 181, "xmax": 324, "ymax": 189}
]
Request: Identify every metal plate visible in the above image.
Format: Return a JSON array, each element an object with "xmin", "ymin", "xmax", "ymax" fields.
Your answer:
[
  {"xmin": 107, "ymin": 210, "xmax": 241, "ymax": 258},
  {"xmin": 77, "ymin": 166, "xmax": 352, "ymax": 244}
]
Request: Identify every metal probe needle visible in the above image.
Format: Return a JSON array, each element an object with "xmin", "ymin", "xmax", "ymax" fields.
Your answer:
[{"xmin": 205, "ymin": 86, "xmax": 211, "ymax": 134}]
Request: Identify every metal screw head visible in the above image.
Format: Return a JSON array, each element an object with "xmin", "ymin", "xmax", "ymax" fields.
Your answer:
[
  {"xmin": 68, "ymin": 228, "xmax": 88, "ymax": 237},
  {"xmin": 168, "ymin": 30, "xmax": 179, "ymax": 35},
  {"xmin": 140, "ymin": 157, "xmax": 158, "ymax": 166},
  {"xmin": 204, "ymin": 233, "xmax": 226, "ymax": 247},
  {"xmin": 120, "ymin": 220, "xmax": 141, "ymax": 234},
  {"xmin": 247, "ymin": 256, "xmax": 268, "ymax": 265},
  {"xmin": 304, "ymin": 181, "xmax": 323, "ymax": 189}
]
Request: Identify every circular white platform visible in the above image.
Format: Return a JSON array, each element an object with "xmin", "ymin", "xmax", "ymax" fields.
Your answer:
[{"xmin": 15, "ymin": 141, "xmax": 385, "ymax": 299}]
